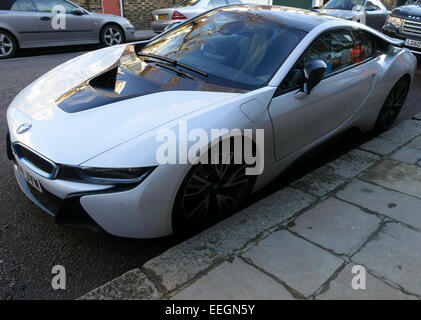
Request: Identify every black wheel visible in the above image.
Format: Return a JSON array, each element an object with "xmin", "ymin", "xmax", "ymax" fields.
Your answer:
[
  {"xmin": 100, "ymin": 25, "xmax": 125, "ymax": 47},
  {"xmin": 173, "ymin": 148, "xmax": 256, "ymax": 234},
  {"xmin": 375, "ymin": 77, "xmax": 410, "ymax": 132},
  {"xmin": 0, "ymin": 30, "xmax": 17, "ymax": 59}
]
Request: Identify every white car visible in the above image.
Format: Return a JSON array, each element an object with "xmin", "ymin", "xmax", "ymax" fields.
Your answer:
[{"xmin": 7, "ymin": 5, "xmax": 417, "ymax": 238}]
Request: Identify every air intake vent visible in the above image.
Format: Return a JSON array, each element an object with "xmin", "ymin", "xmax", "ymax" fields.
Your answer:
[{"xmin": 13, "ymin": 144, "xmax": 58, "ymax": 179}]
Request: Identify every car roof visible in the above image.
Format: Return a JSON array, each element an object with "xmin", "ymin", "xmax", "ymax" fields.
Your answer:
[{"xmin": 215, "ymin": 5, "xmax": 345, "ymax": 32}]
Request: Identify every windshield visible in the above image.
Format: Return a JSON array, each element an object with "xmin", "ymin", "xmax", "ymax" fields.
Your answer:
[
  {"xmin": 141, "ymin": 9, "xmax": 306, "ymax": 90},
  {"xmin": 174, "ymin": 0, "xmax": 199, "ymax": 7},
  {"xmin": 324, "ymin": 0, "xmax": 365, "ymax": 10}
]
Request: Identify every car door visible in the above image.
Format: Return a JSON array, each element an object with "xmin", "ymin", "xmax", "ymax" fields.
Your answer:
[
  {"xmin": 364, "ymin": 0, "xmax": 389, "ymax": 31},
  {"xmin": 2, "ymin": 0, "xmax": 44, "ymax": 47},
  {"xmin": 268, "ymin": 29, "xmax": 378, "ymax": 160},
  {"xmin": 33, "ymin": 0, "xmax": 95, "ymax": 44}
]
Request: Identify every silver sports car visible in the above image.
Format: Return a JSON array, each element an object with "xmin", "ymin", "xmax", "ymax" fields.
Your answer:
[
  {"xmin": 0, "ymin": 0, "xmax": 136, "ymax": 59},
  {"xmin": 6, "ymin": 5, "xmax": 417, "ymax": 238}
]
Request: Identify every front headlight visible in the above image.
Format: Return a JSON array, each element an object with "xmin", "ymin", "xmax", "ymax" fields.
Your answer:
[
  {"xmin": 386, "ymin": 16, "xmax": 403, "ymax": 29},
  {"xmin": 59, "ymin": 166, "xmax": 156, "ymax": 185}
]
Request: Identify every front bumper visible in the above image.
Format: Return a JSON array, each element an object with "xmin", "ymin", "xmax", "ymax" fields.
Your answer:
[
  {"xmin": 124, "ymin": 27, "xmax": 136, "ymax": 42},
  {"xmin": 383, "ymin": 26, "xmax": 421, "ymax": 55},
  {"xmin": 7, "ymin": 136, "xmax": 188, "ymax": 238}
]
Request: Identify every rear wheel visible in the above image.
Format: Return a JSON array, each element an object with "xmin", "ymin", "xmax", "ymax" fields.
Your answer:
[
  {"xmin": 173, "ymin": 149, "xmax": 255, "ymax": 235},
  {"xmin": 375, "ymin": 77, "xmax": 410, "ymax": 132},
  {"xmin": 0, "ymin": 30, "xmax": 17, "ymax": 60},
  {"xmin": 100, "ymin": 25, "xmax": 125, "ymax": 47}
]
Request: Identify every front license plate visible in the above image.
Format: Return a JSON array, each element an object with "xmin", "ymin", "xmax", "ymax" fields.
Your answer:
[
  {"xmin": 19, "ymin": 165, "xmax": 43, "ymax": 193},
  {"xmin": 158, "ymin": 14, "xmax": 168, "ymax": 21},
  {"xmin": 405, "ymin": 38, "xmax": 421, "ymax": 49}
]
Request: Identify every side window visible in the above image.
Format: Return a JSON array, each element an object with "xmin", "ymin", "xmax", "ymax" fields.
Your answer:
[
  {"xmin": 34, "ymin": 0, "xmax": 76, "ymax": 13},
  {"xmin": 279, "ymin": 29, "xmax": 374, "ymax": 93},
  {"xmin": 211, "ymin": 0, "xmax": 227, "ymax": 7},
  {"xmin": 365, "ymin": 1, "xmax": 381, "ymax": 10},
  {"xmin": 11, "ymin": 0, "xmax": 37, "ymax": 12},
  {"xmin": 352, "ymin": 31, "xmax": 375, "ymax": 62}
]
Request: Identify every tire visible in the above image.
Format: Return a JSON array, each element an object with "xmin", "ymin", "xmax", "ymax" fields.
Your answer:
[
  {"xmin": 172, "ymin": 143, "xmax": 256, "ymax": 235},
  {"xmin": 100, "ymin": 24, "xmax": 125, "ymax": 47},
  {"xmin": 0, "ymin": 30, "xmax": 17, "ymax": 60},
  {"xmin": 375, "ymin": 77, "xmax": 410, "ymax": 133}
]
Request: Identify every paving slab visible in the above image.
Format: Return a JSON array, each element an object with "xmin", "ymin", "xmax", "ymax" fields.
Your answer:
[
  {"xmin": 359, "ymin": 137, "xmax": 403, "ymax": 155},
  {"xmin": 353, "ymin": 223, "xmax": 421, "ymax": 297},
  {"xmin": 79, "ymin": 269, "xmax": 161, "ymax": 300},
  {"xmin": 290, "ymin": 198, "xmax": 380, "ymax": 255},
  {"xmin": 379, "ymin": 120, "xmax": 421, "ymax": 145},
  {"xmin": 337, "ymin": 180, "xmax": 421, "ymax": 229},
  {"xmin": 291, "ymin": 165, "xmax": 347, "ymax": 197},
  {"xmin": 143, "ymin": 188, "xmax": 315, "ymax": 292},
  {"xmin": 325, "ymin": 149, "xmax": 380, "ymax": 179},
  {"xmin": 408, "ymin": 135, "xmax": 421, "ymax": 150},
  {"xmin": 362, "ymin": 159, "xmax": 421, "ymax": 199},
  {"xmin": 172, "ymin": 259, "xmax": 293, "ymax": 300},
  {"xmin": 243, "ymin": 230, "xmax": 343, "ymax": 297},
  {"xmin": 391, "ymin": 146, "xmax": 421, "ymax": 165},
  {"xmin": 316, "ymin": 264, "xmax": 416, "ymax": 300}
]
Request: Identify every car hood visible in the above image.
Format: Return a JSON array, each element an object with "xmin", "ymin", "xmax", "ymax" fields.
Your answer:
[
  {"xmin": 7, "ymin": 45, "xmax": 242, "ymax": 165},
  {"xmin": 318, "ymin": 9, "xmax": 357, "ymax": 20},
  {"xmin": 391, "ymin": 5, "xmax": 421, "ymax": 20}
]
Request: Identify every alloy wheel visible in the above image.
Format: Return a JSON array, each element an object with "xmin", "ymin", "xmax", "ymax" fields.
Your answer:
[
  {"xmin": 0, "ymin": 33, "xmax": 14, "ymax": 58},
  {"xmin": 180, "ymin": 152, "xmax": 254, "ymax": 226},
  {"xmin": 103, "ymin": 27, "xmax": 123, "ymax": 46},
  {"xmin": 376, "ymin": 78, "xmax": 410, "ymax": 132}
]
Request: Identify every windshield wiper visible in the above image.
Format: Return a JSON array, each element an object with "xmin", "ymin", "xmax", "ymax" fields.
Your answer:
[
  {"xmin": 152, "ymin": 61, "xmax": 195, "ymax": 80},
  {"xmin": 137, "ymin": 52, "xmax": 208, "ymax": 77}
]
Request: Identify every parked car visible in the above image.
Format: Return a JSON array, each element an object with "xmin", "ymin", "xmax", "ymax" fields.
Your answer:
[
  {"xmin": 317, "ymin": 0, "xmax": 390, "ymax": 30},
  {"xmin": 383, "ymin": 0, "xmax": 421, "ymax": 54},
  {"xmin": 151, "ymin": 0, "xmax": 243, "ymax": 33},
  {"xmin": 0, "ymin": 0, "xmax": 136, "ymax": 59},
  {"xmin": 7, "ymin": 5, "xmax": 416, "ymax": 238}
]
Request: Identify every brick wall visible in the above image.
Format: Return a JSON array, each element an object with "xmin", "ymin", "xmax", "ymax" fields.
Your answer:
[{"xmin": 72, "ymin": 0, "xmax": 174, "ymax": 29}]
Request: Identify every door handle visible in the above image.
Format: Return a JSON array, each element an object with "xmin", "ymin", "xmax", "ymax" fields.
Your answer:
[{"xmin": 40, "ymin": 16, "xmax": 51, "ymax": 21}]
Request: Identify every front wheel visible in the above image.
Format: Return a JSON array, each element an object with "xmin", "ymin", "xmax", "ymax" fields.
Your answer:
[
  {"xmin": 100, "ymin": 25, "xmax": 125, "ymax": 47},
  {"xmin": 0, "ymin": 30, "xmax": 17, "ymax": 59},
  {"xmin": 173, "ymin": 150, "xmax": 256, "ymax": 235},
  {"xmin": 375, "ymin": 77, "xmax": 410, "ymax": 132}
]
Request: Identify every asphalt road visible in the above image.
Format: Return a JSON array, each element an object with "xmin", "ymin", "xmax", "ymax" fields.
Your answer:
[{"xmin": 0, "ymin": 48, "xmax": 420, "ymax": 300}]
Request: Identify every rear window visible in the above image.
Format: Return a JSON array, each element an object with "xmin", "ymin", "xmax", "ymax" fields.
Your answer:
[{"xmin": 174, "ymin": 0, "xmax": 199, "ymax": 7}]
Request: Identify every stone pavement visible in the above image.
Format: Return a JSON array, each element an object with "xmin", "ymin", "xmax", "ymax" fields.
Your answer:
[{"xmin": 81, "ymin": 113, "xmax": 421, "ymax": 300}]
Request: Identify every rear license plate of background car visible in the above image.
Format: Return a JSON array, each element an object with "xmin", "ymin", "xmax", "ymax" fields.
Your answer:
[
  {"xmin": 405, "ymin": 39, "xmax": 421, "ymax": 49},
  {"xmin": 158, "ymin": 14, "xmax": 168, "ymax": 21}
]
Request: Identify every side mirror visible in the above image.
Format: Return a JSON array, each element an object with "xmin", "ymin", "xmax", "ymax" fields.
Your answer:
[
  {"xmin": 365, "ymin": 6, "xmax": 377, "ymax": 11},
  {"xmin": 72, "ymin": 8, "xmax": 85, "ymax": 15},
  {"xmin": 300, "ymin": 60, "xmax": 327, "ymax": 96}
]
